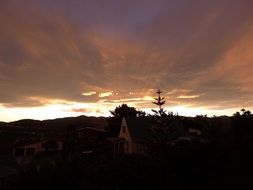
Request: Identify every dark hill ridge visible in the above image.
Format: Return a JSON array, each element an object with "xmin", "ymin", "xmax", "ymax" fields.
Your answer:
[
  {"xmin": 9, "ymin": 119, "xmax": 41, "ymax": 128},
  {"xmin": 0, "ymin": 122, "xmax": 7, "ymax": 127},
  {"xmin": 8, "ymin": 115, "xmax": 108, "ymax": 130},
  {"xmin": 2, "ymin": 115, "xmax": 233, "ymax": 131}
]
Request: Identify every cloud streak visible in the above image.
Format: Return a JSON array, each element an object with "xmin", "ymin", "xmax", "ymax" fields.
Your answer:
[{"xmin": 0, "ymin": 0, "xmax": 253, "ymax": 120}]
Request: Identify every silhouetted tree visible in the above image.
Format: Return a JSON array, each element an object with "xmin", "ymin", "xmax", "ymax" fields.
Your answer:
[
  {"xmin": 110, "ymin": 104, "xmax": 138, "ymax": 118},
  {"xmin": 137, "ymin": 110, "xmax": 147, "ymax": 117},
  {"xmin": 148, "ymin": 90, "xmax": 185, "ymax": 160},
  {"xmin": 152, "ymin": 89, "xmax": 166, "ymax": 116},
  {"xmin": 232, "ymin": 109, "xmax": 253, "ymax": 145},
  {"xmin": 106, "ymin": 104, "xmax": 138, "ymax": 137}
]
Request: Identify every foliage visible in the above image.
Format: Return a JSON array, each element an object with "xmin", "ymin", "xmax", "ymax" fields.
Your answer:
[
  {"xmin": 136, "ymin": 110, "xmax": 147, "ymax": 117},
  {"xmin": 231, "ymin": 109, "xmax": 253, "ymax": 146},
  {"xmin": 110, "ymin": 104, "xmax": 138, "ymax": 118},
  {"xmin": 107, "ymin": 104, "xmax": 146, "ymax": 137},
  {"xmin": 148, "ymin": 90, "xmax": 187, "ymax": 160},
  {"xmin": 152, "ymin": 89, "xmax": 167, "ymax": 116}
]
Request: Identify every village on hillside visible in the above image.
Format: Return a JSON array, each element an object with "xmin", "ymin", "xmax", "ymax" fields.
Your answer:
[{"xmin": 0, "ymin": 91, "xmax": 253, "ymax": 189}]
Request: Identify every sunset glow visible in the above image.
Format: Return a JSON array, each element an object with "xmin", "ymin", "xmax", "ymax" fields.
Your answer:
[{"xmin": 1, "ymin": 0, "xmax": 253, "ymax": 121}]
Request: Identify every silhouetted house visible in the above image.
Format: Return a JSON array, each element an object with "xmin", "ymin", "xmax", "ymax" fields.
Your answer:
[
  {"xmin": 13, "ymin": 139, "xmax": 63, "ymax": 165},
  {"xmin": 77, "ymin": 127, "xmax": 106, "ymax": 140},
  {"xmin": 63, "ymin": 126, "xmax": 108, "ymax": 160},
  {"xmin": 69, "ymin": 127, "xmax": 107, "ymax": 151},
  {"xmin": 118, "ymin": 117, "xmax": 153, "ymax": 154},
  {"xmin": 117, "ymin": 117, "xmax": 203, "ymax": 155}
]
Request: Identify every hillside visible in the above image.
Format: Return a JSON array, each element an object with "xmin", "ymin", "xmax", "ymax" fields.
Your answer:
[{"xmin": 8, "ymin": 115, "xmax": 108, "ymax": 130}]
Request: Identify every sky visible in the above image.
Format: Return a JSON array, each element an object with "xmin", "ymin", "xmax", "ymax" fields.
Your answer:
[{"xmin": 0, "ymin": 0, "xmax": 253, "ymax": 121}]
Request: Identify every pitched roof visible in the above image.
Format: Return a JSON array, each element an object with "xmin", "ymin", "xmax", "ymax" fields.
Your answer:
[
  {"xmin": 124, "ymin": 117, "xmax": 154, "ymax": 141},
  {"xmin": 124, "ymin": 117, "xmax": 189, "ymax": 141}
]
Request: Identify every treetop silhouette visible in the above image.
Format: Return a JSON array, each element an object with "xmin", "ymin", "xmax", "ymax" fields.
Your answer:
[
  {"xmin": 152, "ymin": 89, "xmax": 166, "ymax": 116},
  {"xmin": 110, "ymin": 104, "xmax": 138, "ymax": 118}
]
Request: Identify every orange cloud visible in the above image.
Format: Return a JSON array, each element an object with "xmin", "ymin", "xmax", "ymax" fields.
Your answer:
[{"xmin": 1, "ymin": 0, "xmax": 253, "ymax": 121}]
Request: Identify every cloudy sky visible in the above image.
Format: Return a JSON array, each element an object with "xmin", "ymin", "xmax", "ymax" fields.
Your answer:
[{"xmin": 0, "ymin": 0, "xmax": 253, "ymax": 121}]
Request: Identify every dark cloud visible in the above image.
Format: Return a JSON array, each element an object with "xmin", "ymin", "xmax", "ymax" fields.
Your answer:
[{"xmin": 0, "ymin": 0, "xmax": 253, "ymax": 117}]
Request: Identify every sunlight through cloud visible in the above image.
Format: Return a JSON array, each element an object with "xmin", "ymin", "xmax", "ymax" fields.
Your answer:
[
  {"xmin": 99, "ymin": 92, "xmax": 113, "ymax": 98},
  {"xmin": 82, "ymin": 92, "xmax": 97, "ymax": 96}
]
